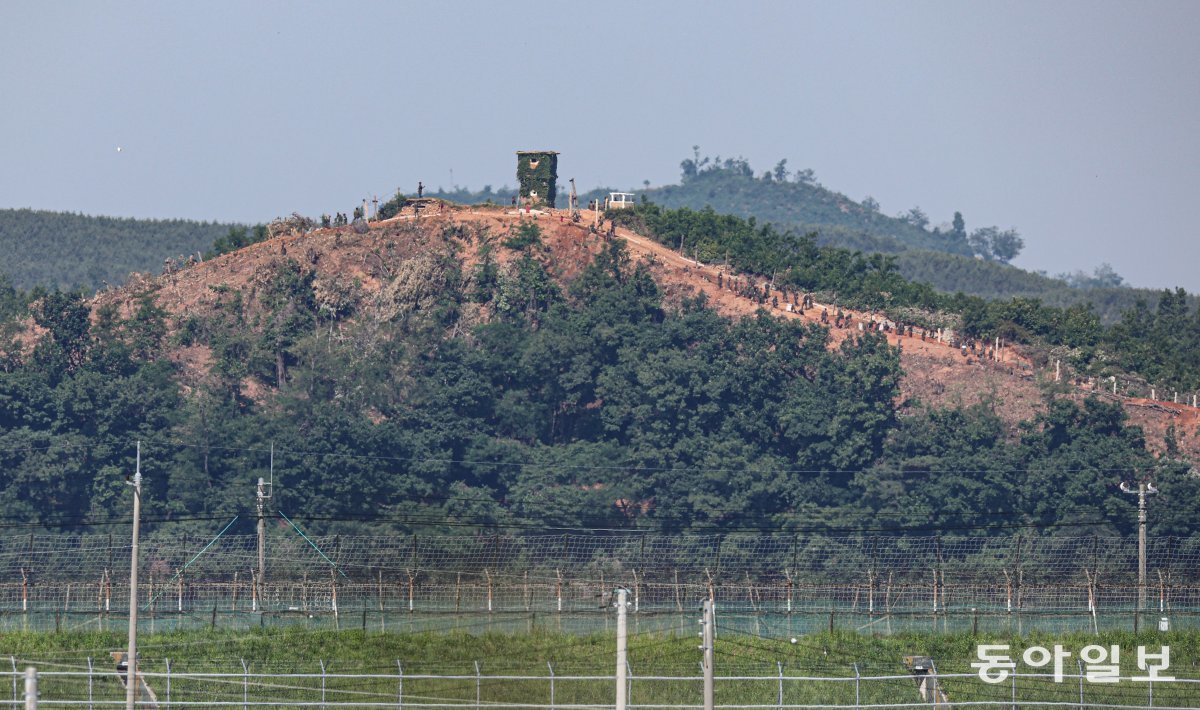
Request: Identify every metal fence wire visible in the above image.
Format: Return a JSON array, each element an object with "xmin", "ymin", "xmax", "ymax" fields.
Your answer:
[
  {"xmin": 6, "ymin": 663, "xmax": 1200, "ymax": 708},
  {"xmin": 0, "ymin": 534, "xmax": 1198, "ymax": 632}
]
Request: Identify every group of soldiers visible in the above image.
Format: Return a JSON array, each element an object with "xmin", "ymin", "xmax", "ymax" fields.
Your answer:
[
  {"xmin": 715, "ymin": 271, "xmax": 807, "ymax": 310},
  {"xmin": 709, "ymin": 269, "xmax": 1010, "ymax": 360},
  {"xmin": 320, "ymin": 207, "xmax": 365, "ymax": 229},
  {"xmin": 587, "ymin": 219, "xmax": 617, "ymax": 239}
]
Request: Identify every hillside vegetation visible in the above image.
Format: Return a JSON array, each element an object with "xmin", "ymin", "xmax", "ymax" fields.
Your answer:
[
  {"xmin": 3, "ymin": 629, "xmax": 1196, "ymax": 704},
  {"xmin": 0, "ymin": 208, "xmax": 241, "ymax": 291},
  {"xmin": 0, "ymin": 207, "xmax": 1196, "ymax": 539},
  {"xmin": 612, "ymin": 201, "xmax": 1200, "ymax": 394}
]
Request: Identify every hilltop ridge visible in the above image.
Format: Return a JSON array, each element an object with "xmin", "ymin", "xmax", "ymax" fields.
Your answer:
[{"xmin": 92, "ymin": 202, "xmax": 1200, "ymax": 462}]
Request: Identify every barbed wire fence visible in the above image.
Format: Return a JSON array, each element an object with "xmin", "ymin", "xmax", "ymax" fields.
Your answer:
[
  {"xmin": 0, "ymin": 533, "xmax": 1197, "ymax": 634},
  {"xmin": 5, "ymin": 663, "xmax": 1200, "ymax": 709}
]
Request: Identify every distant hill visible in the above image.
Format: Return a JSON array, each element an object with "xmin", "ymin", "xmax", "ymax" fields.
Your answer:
[
  {"xmin": 0, "ymin": 208, "xmax": 241, "ymax": 291},
  {"xmin": 646, "ymin": 158, "xmax": 974, "ymax": 256},
  {"xmin": 890, "ymin": 250, "xmax": 1197, "ymax": 325}
]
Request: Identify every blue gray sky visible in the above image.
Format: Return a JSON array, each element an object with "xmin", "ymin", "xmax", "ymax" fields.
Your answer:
[{"xmin": 2, "ymin": 1, "xmax": 1197, "ymax": 291}]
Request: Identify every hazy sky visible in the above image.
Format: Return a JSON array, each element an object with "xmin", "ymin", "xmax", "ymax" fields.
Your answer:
[{"xmin": 2, "ymin": 1, "xmax": 1198, "ymax": 291}]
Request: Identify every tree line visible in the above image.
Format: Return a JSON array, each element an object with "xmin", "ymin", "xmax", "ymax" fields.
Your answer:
[{"xmin": 0, "ymin": 208, "xmax": 239, "ymax": 291}]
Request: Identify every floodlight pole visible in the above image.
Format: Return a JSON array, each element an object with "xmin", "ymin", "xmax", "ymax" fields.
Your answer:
[
  {"xmin": 1120, "ymin": 478, "xmax": 1157, "ymax": 612},
  {"xmin": 125, "ymin": 441, "xmax": 142, "ymax": 710}
]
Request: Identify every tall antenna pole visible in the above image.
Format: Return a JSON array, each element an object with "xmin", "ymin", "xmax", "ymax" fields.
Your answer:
[
  {"xmin": 1121, "ymin": 477, "xmax": 1158, "ymax": 612},
  {"xmin": 125, "ymin": 441, "xmax": 142, "ymax": 710}
]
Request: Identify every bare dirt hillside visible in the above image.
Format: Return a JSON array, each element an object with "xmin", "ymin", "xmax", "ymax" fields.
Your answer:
[{"xmin": 92, "ymin": 203, "xmax": 1200, "ymax": 460}]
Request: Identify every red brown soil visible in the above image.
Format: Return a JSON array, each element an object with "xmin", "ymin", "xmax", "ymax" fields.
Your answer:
[{"xmin": 88, "ymin": 204, "xmax": 1200, "ymax": 460}]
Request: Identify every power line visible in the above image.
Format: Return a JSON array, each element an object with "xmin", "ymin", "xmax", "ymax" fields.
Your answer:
[{"xmin": 0, "ymin": 508, "xmax": 1127, "ymax": 534}]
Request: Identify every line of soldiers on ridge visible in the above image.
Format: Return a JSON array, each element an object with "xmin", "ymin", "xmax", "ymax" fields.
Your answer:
[{"xmin": 711, "ymin": 270, "xmax": 1001, "ymax": 360}]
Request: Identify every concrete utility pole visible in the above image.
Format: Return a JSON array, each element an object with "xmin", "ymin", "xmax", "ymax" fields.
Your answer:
[
  {"xmin": 701, "ymin": 599, "xmax": 715, "ymax": 710},
  {"xmin": 257, "ymin": 477, "xmax": 266, "ymax": 587},
  {"xmin": 24, "ymin": 667, "xmax": 36, "ymax": 710},
  {"xmin": 257, "ymin": 445, "xmax": 273, "ymax": 599},
  {"xmin": 125, "ymin": 441, "xmax": 142, "ymax": 710},
  {"xmin": 615, "ymin": 588, "xmax": 629, "ymax": 710},
  {"xmin": 1120, "ymin": 478, "xmax": 1158, "ymax": 612}
]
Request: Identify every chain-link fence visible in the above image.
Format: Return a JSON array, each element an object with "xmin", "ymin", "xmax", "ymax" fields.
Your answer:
[{"xmin": 1, "ymin": 534, "xmax": 1198, "ymax": 633}]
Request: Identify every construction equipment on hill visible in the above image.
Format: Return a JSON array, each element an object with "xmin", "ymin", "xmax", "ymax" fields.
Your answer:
[{"xmin": 568, "ymin": 178, "xmax": 581, "ymax": 222}]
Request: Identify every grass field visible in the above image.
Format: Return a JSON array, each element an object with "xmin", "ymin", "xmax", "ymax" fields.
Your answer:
[{"xmin": 1, "ymin": 627, "xmax": 1197, "ymax": 707}]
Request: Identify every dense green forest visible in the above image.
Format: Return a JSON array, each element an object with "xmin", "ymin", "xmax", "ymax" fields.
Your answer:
[
  {"xmin": 0, "ymin": 208, "xmax": 240, "ymax": 291},
  {"xmin": 0, "ymin": 226, "xmax": 1194, "ymax": 538}
]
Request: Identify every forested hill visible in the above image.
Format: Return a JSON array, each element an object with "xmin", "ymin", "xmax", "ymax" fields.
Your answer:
[
  {"xmin": 0, "ymin": 208, "xmax": 241, "ymax": 291},
  {"xmin": 648, "ymin": 156, "xmax": 972, "ymax": 257},
  {"xmin": 0, "ymin": 204, "xmax": 1197, "ymax": 539}
]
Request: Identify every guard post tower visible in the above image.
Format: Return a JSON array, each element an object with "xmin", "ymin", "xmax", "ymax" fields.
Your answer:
[{"xmin": 516, "ymin": 151, "xmax": 559, "ymax": 208}]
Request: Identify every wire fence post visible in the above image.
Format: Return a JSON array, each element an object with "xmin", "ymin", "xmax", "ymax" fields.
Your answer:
[
  {"xmin": 396, "ymin": 661, "xmax": 403, "ymax": 710},
  {"xmin": 165, "ymin": 658, "xmax": 170, "ymax": 709},
  {"xmin": 776, "ymin": 661, "xmax": 783, "ymax": 709},
  {"xmin": 87, "ymin": 657, "xmax": 93, "ymax": 710},
  {"xmin": 11, "ymin": 655, "xmax": 17, "ymax": 705},
  {"xmin": 1077, "ymin": 658, "xmax": 1083, "ymax": 709},
  {"xmin": 474, "ymin": 660, "xmax": 481, "ymax": 710},
  {"xmin": 241, "ymin": 658, "xmax": 248, "ymax": 710},
  {"xmin": 547, "ymin": 661, "xmax": 555, "ymax": 710},
  {"xmin": 854, "ymin": 662, "xmax": 860, "ymax": 710},
  {"xmin": 320, "ymin": 659, "xmax": 327, "ymax": 710}
]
